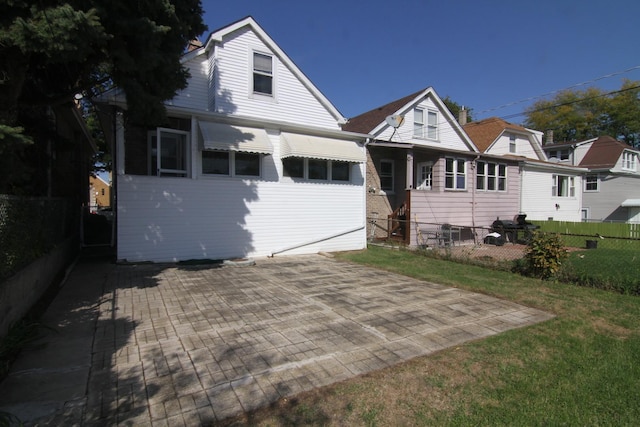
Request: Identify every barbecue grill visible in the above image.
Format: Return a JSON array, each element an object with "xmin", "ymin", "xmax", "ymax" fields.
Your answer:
[{"xmin": 491, "ymin": 214, "xmax": 539, "ymax": 243}]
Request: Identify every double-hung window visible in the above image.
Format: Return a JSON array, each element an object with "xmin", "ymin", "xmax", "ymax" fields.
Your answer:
[
  {"xmin": 253, "ymin": 52, "xmax": 273, "ymax": 95},
  {"xmin": 584, "ymin": 174, "xmax": 599, "ymax": 191},
  {"xmin": 552, "ymin": 174, "xmax": 575, "ymax": 197},
  {"xmin": 509, "ymin": 134, "xmax": 517, "ymax": 153},
  {"xmin": 148, "ymin": 128, "xmax": 189, "ymax": 177},
  {"xmin": 413, "ymin": 108, "xmax": 438, "ymax": 140},
  {"xmin": 380, "ymin": 159, "xmax": 394, "ymax": 192},
  {"xmin": 445, "ymin": 158, "xmax": 466, "ymax": 190},
  {"xmin": 476, "ymin": 161, "xmax": 506, "ymax": 191},
  {"xmin": 622, "ymin": 151, "xmax": 637, "ymax": 171}
]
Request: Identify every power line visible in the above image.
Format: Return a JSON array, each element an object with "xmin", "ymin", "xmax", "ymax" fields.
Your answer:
[{"xmin": 476, "ymin": 65, "xmax": 640, "ymax": 116}]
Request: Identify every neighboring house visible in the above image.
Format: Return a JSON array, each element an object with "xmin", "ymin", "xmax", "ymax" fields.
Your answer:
[
  {"xmin": 343, "ymin": 87, "xmax": 526, "ymax": 246},
  {"xmin": 464, "ymin": 117, "xmax": 585, "ymax": 222},
  {"xmin": 89, "ymin": 175, "xmax": 110, "ymax": 210},
  {"xmin": 543, "ymin": 136, "xmax": 640, "ymax": 222},
  {"xmin": 97, "ymin": 17, "xmax": 369, "ymax": 262}
]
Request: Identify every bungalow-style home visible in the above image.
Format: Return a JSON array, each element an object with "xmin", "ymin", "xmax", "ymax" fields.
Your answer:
[
  {"xmin": 342, "ymin": 88, "xmax": 527, "ymax": 246},
  {"xmin": 543, "ymin": 135, "xmax": 640, "ymax": 222},
  {"xmin": 97, "ymin": 17, "xmax": 369, "ymax": 262},
  {"xmin": 464, "ymin": 117, "xmax": 585, "ymax": 222}
]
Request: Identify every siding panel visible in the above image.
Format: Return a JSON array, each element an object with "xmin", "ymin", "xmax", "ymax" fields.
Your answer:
[{"xmin": 117, "ymin": 175, "xmax": 366, "ymax": 262}]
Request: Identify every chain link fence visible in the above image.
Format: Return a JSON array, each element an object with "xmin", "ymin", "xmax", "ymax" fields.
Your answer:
[
  {"xmin": 368, "ymin": 215, "xmax": 640, "ymax": 294},
  {"xmin": 0, "ymin": 195, "xmax": 77, "ymax": 280}
]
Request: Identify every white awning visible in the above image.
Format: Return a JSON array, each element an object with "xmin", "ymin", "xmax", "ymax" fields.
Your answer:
[
  {"xmin": 199, "ymin": 122, "xmax": 273, "ymax": 154},
  {"xmin": 280, "ymin": 133, "xmax": 366, "ymax": 162},
  {"xmin": 621, "ymin": 199, "xmax": 640, "ymax": 207}
]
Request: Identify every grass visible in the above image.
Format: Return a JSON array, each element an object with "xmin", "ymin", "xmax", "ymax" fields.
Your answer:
[{"xmin": 223, "ymin": 245, "xmax": 640, "ymax": 426}]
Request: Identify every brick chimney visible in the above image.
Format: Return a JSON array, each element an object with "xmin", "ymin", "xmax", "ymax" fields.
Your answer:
[
  {"xmin": 545, "ymin": 129, "xmax": 554, "ymax": 145},
  {"xmin": 458, "ymin": 106, "xmax": 467, "ymax": 126}
]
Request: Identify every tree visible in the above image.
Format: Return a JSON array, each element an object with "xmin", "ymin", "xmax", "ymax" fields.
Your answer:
[
  {"xmin": 0, "ymin": 0, "xmax": 207, "ymax": 193},
  {"xmin": 524, "ymin": 80, "xmax": 640, "ymax": 147}
]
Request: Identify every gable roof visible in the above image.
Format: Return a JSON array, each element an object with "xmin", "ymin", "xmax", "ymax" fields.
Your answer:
[
  {"xmin": 200, "ymin": 16, "xmax": 347, "ymax": 124},
  {"xmin": 342, "ymin": 88, "xmax": 426, "ymax": 134},
  {"xmin": 463, "ymin": 117, "xmax": 532, "ymax": 153},
  {"xmin": 579, "ymin": 136, "xmax": 632, "ymax": 169},
  {"xmin": 342, "ymin": 87, "xmax": 478, "ymax": 152}
]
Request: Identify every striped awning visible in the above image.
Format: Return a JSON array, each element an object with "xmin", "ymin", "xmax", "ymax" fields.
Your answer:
[
  {"xmin": 199, "ymin": 122, "xmax": 273, "ymax": 154},
  {"xmin": 280, "ymin": 132, "xmax": 366, "ymax": 162}
]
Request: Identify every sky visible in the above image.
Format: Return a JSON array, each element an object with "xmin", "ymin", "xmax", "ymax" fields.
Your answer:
[{"xmin": 199, "ymin": 0, "xmax": 640, "ymax": 123}]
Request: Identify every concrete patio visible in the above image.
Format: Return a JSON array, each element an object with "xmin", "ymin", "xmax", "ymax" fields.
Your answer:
[{"xmin": 0, "ymin": 254, "xmax": 553, "ymax": 425}]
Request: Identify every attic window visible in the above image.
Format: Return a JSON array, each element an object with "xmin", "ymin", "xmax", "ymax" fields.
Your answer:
[
  {"xmin": 253, "ymin": 52, "xmax": 273, "ymax": 95},
  {"xmin": 509, "ymin": 134, "xmax": 516, "ymax": 153}
]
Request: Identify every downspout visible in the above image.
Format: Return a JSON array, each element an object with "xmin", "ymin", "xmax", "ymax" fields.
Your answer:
[{"xmin": 471, "ymin": 155, "xmax": 480, "ymax": 244}]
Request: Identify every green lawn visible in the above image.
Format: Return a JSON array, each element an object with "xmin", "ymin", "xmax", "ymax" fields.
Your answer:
[{"xmin": 228, "ymin": 245, "xmax": 640, "ymax": 426}]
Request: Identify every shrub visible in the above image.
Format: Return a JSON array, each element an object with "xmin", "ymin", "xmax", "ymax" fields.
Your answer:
[{"xmin": 517, "ymin": 231, "xmax": 568, "ymax": 280}]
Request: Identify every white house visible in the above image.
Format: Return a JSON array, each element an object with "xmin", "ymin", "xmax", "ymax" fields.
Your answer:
[
  {"xmin": 98, "ymin": 17, "xmax": 369, "ymax": 262},
  {"xmin": 464, "ymin": 117, "xmax": 585, "ymax": 222},
  {"xmin": 543, "ymin": 136, "xmax": 640, "ymax": 222}
]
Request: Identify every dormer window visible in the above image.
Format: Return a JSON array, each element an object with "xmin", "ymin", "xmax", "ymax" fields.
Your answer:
[
  {"xmin": 253, "ymin": 52, "xmax": 273, "ymax": 95},
  {"xmin": 622, "ymin": 151, "xmax": 637, "ymax": 171}
]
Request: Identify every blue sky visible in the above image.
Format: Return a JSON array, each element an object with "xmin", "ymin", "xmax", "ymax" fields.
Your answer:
[{"xmin": 200, "ymin": 0, "xmax": 640, "ymax": 123}]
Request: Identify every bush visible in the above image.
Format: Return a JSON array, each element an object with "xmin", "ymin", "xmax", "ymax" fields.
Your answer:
[{"xmin": 515, "ymin": 231, "xmax": 568, "ymax": 280}]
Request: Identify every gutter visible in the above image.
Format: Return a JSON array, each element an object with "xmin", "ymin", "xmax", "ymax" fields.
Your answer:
[{"xmin": 270, "ymin": 225, "xmax": 365, "ymax": 257}]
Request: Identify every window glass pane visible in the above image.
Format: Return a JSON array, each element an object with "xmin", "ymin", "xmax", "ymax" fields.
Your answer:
[
  {"xmin": 414, "ymin": 108, "xmax": 424, "ymax": 137},
  {"xmin": 160, "ymin": 132, "xmax": 186, "ymax": 171},
  {"xmin": 427, "ymin": 111, "xmax": 438, "ymax": 139},
  {"xmin": 332, "ymin": 161, "xmax": 350, "ymax": 181},
  {"xmin": 283, "ymin": 157, "xmax": 304, "ymax": 178},
  {"xmin": 202, "ymin": 151, "xmax": 229, "ymax": 175},
  {"xmin": 308, "ymin": 159, "xmax": 328, "ymax": 180},
  {"xmin": 253, "ymin": 74, "xmax": 272, "ymax": 95},
  {"xmin": 254, "ymin": 53, "xmax": 272, "ymax": 73},
  {"xmin": 235, "ymin": 152, "xmax": 260, "ymax": 176},
  {"xmin": 380, "ymin": 160, "xmax": 393, "ymax": 190}
]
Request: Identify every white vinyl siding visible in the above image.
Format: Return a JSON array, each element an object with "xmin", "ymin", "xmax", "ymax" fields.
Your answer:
[
  {"xmin": 213, "ymin": 28, "xmax": 341, "ymax": 129},
  {"xmin": 116, "ymin": 174, "xmax": 366, "ymax": 262}
]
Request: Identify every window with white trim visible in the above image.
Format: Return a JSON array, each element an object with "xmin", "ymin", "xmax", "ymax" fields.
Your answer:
[
  {"xmin": 622, "ymin": 151, "xmax": 637, "ymax": 171},
  {"xmin": 380, "ymin": 159, "xmax": 394, "ymax": 192},
  {"xmin": 253, "ymin": 52, "xmax": 273, "ymax": 95},
  {"xmin": 476, "ymin": 161, "xmax": 506, "ymax": 191},
  {"xmin": 413, "ymin": 108, "xmax": 438, "ymax": 140},
  {"xmin": 148, "ymin": 128, "xmax": 190, "ymax": 177},
  {"xmin": 202, "ymin": 151, "xmax": 261, "ymax": 177},
  {"xmin": 509, "ymin": 134, "xmax": 516, "ymax": 153},
  {"xmin": 584, "ymin": 174, "xmax": 599, "ymax": 191},
  {"xmin": 548, "ymin": 149, "xmax": 570, "ymax": 161},
  {"xmin": 282, "ymin": 158, "xmax": 351, "ymax": 182},
  {"xmin": 416, "ymin": 162, "xmax": 432, "ymax": 190},
  {"xmin": 445, "ymin": 157, "xmax": 466, "ymax": 190},
  {"xmin": 552, "ymin": 174, "xmax": 575, "ymax": 197}
]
